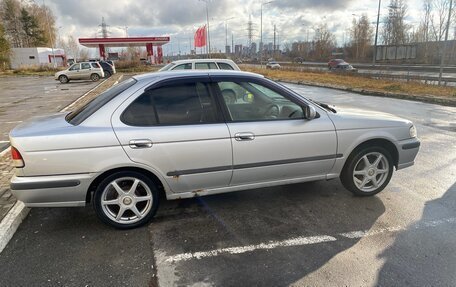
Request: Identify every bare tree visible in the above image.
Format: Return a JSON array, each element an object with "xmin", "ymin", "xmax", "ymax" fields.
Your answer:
[
  {"xmin": 312, "ymin": 23, "xmax": 336, "ymax": 60},
  {"xmin": 349, "ymin": 14, "xmax": 374, "ymax": 60},
  {"xmin": 381, "ymin": 0, "xmax": 410, "ymax": 45},
  {"xmin": 59, "ymin": 35, "xmax": 80, "ymax": 60},
  {"xmin": 430, "ymin": 0, "xmax": 453, "ymax": 41}
]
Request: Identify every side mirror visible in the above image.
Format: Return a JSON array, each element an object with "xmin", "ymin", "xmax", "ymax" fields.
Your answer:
[{"xmin": 304, "ymin": 105, "xmax": 317, "ymax": 120}]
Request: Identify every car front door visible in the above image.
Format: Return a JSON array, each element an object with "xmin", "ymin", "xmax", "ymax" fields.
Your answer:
[
  {"xmin": 111, "ymin": 77, "xmax": 233, "ymax": 194},
  {"xmin": 67, "ymin": 63, "xmax": 81, "ymax": 79},
  {"xmin": 213, "ymin": 77, "xmax": 337, "ymax": 186}
]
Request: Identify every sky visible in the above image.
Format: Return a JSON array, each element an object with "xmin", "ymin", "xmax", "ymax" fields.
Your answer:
[{"xmin": 45, "ymin": 0, "xmax": 425, "ymax": 56}]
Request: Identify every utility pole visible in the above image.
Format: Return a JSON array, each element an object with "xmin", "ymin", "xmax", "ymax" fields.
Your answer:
[
  {"xmin": 231, "ymin": 33, "xmax": 234, "ymax": 55},
  {"xmin": 273, "ymin": 24, "xmax": 276, "ymax": 58},
  {"xmin": 438, "ymin": 0, "xmax": 453, "ymax": 85},
  {"xmin": 373, "ymin": 0, "xmax": 381, "ymax": 65},
  {"xmin": 260, "ymin": 1, "xmax": 274, "ymax": 67}
]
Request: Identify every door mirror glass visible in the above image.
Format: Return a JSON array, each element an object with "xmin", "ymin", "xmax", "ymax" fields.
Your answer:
[{"xmin": 304, "ymin": 105, "xmax": 317, "ymax": 120}]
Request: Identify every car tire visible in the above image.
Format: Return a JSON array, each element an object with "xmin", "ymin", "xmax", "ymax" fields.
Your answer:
[
  {"xmin": 90, "ymin": 73, "xmax": 100, "ymax": 82},
  {"xmin": 340, "ymin": 146, "xmax": 394, "ymax": 196},
  {"xmin": 93, "ymin": 171, "xmax": 160, "ymax": 229},
  {"xmin": 104, "ymin": 71, "xmax": 111, "ymax": 78},
  {"xmin": 59, "ymin": 75, "xmax": 69, "ymax": 84}
]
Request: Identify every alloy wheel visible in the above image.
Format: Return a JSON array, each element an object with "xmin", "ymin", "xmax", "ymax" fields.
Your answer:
[
  {"xmin": 352, "ymin": 152, "xmax": 390, "ymax": 192},
  {"xmin": 100, "ymin": 177, "xmax": 153, "ymax": 224}
]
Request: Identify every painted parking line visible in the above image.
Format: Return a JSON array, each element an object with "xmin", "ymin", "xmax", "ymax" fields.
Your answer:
[{"xmin": 162, "ymin": 217, "xmax": 456, "ymax": 263}]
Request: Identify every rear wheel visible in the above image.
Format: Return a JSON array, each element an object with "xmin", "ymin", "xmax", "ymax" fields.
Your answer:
[
  {"xmin": 59, "ymin": 75, "xmax": 69, "ymax": 83},
  {"xmin": 90, "ymin": 73, "xmax": 100, "ymax": 81},
  {"xmin": 93, "ymin": 171, "xmax": 159, "ymax": 229},
  {"xmin": 104, "ymin": 71, "xmax": 111, "ymax": 78},
  {"xmin": 340, "ymin": 146, "xmax": 394, "ymax": 196}
]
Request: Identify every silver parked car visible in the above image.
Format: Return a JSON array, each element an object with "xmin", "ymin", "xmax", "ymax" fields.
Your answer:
[
  {"xmin": 55, "ymin": 62, "xmax": 105, "ymax": 83},
  {"xmin": 10, "ymin": 70, "xmax": 420, "ymax": 229}
]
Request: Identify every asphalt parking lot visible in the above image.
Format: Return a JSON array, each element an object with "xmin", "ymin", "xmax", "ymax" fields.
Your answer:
[
  {"xmin": 0, "ymin": 76, "xmax": 99, "ymax": 145},
  {"xmin": 0, "ymin": 79, "xmax": 455, "ymax": 286}
]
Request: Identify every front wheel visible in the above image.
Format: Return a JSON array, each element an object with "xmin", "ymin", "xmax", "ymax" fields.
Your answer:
[
  {"xmin": 340, "ymin": 146, "xmax": 394, "ymax": 196},
  {"xmin": 90, "ymin": 73, "xmax": 100, "ymax": 81},
  {"xmin": 59, "ymin": 75, "xmax": 69, "ymax": 83},
  {"xmin": 93, "ymin": 171, "xmax": 159, "ymax": 229}
]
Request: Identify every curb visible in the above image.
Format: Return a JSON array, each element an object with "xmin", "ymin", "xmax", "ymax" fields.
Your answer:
[
  {"xmin": 0, "ymin": 76, "xmax": 114, "ymax": 254},
  {"xmin": 0, "ymin": 201, "xmax": 29, "ymax": 253},
  {"xmin": 275, "ymin": 79, "xmax": 456, "ymax": 107}
]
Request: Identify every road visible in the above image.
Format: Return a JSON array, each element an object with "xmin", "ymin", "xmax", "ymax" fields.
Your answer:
[
  {"xmin": 0, "ymin": 80, "xmax": 455, "ymax": 286},
  {"xmin": 260, "ymin": 62, "xmax": 456, "ymax": 86},
  {"xmin": 0, "ymin": 76, "xmax": 99, "ymax": 149}
]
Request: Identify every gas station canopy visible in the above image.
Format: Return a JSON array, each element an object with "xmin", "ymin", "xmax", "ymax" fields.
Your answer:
[{"xmin": 78, "ymin": 36, "xmax": 170, "ymax": 63}]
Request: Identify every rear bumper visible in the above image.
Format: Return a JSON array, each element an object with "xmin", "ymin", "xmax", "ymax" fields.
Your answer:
[
  {"xmin": 396, "ymin": 138, "xmax": 420, "ymax": 170},
  {"xmin": 10, "ymin": 173, "xmax": 96, "ymax": 207}
]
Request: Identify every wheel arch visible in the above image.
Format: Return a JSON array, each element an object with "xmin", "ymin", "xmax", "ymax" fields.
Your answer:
[
  {"xmin": 343, "ymin": 138, "xmax": 399, "ymax": 171},
  {"xmin": 86, "ymin": 166, "xmax": 166, "ymax": 203}
]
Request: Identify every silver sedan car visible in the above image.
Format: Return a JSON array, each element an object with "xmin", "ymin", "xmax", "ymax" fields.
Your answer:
[{"xmin": 10, "ymin": 70, "xmax": 420, "ymax": 228}]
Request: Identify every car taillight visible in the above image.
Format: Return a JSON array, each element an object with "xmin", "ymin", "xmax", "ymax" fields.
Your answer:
[{"xmin": 11, "ymin": 147, "xmax": 24, "ymax": 168}]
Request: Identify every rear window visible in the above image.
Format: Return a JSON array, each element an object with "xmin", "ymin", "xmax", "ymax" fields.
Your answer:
[
  {"xmin": 91, "ymin": 63, "xmax": 99, "ymax": 68},
  {"xmin": 66, "ymin": 78, "xmax": 137, "ymax": 125},
  {"xmin": 217, "ymin": 62, "xmax": 234, "ymax": 70}
]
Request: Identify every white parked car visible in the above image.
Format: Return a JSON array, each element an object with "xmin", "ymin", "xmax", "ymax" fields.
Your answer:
[
  {"xmin": 159, "ymin": 59, "xmax": 240, "ymax": 71},
  {"xmin": 266, "ymin": 61, "xmax": 281, "ymax": 69},
  {"xmin": 55, "ymin": 62, "xmax": 105, "ymax": 83}
]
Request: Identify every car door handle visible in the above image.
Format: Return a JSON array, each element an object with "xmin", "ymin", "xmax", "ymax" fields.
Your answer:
[
  {"xmin": 129, "ymin": 139, "xmax": 153, "ymax": 149},
  {"xmin": 234, "ymin": 132, "xmax": 255, "ymax": 141}
]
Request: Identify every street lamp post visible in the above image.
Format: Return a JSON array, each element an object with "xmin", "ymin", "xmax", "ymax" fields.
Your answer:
[
  {"xmin": 199, "ymin": 0, "xmax": 211, "ymax": 58},
  {"xmin": 260, "ymin": 1, "xmax": 274, "ymax": 67},
  {"xmin": 373, "ymin": 0, "xmax": 381, "ymax": 65},
  {"xmin": 43, "ymin": 0, "xmax": 56, "ymax": 68},
  {"xmin": 224, "ymin": 17, "xmax": 235, "ymax": 54}
]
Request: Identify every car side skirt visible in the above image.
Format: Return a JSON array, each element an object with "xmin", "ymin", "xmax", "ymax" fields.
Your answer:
[{"xmin": 166, "ymin": 174, "xmax": 330, "ymax": 200}]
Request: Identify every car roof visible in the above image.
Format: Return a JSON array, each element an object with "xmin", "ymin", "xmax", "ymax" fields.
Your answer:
[
  {"xmin": 133, "ymin": 70, "xmax": 264, "ymax": 82},
  {"xmin": 170, "ymin": 58, "xmax": 235, "ymax": 65}
]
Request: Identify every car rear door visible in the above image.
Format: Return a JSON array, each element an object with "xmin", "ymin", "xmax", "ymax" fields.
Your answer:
[
  {"xmin": 212, "ymin": 76, "xmax": 338, "ymax": 186},
  {"xmin": 80, "ymin": 62, "xmax": 92, "ymax": 79},
  {"xmin": 111, "ymin": 76, "xmax": 233, "ymax": 193}
]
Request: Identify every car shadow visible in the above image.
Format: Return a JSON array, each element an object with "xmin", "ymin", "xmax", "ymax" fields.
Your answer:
[
  {"xmin": 151, "ymin": 179, "xmax": 385, "ymax": 286},
  {"xmin": 375, "ymin": 181, "xmax": 456, "ymax": 286}
]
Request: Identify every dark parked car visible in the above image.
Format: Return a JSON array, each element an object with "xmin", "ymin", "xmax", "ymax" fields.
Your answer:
[
  {"xmin": 328, "ymin": 59, "xmax": 346, "ymax": 69},
  {"xmin": 293, "ymin": 57, "xmax": 305, "ymax": 63},
  {"xmin": 99, "ymin": 61, "xmax": 115, "ymax": 77}
]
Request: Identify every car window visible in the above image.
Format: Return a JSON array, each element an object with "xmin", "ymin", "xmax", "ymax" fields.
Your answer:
[
  {"xmin": 81, "ymin": 63, "xmax": 91, "ymax": 69},
  {"xmin": 91, "ymin": 63, "xmax": 99, "ymax": 68},
  {"xmin": 159, "ymin": 63, "xmax": 175, "ymax": 71},
  {"xmin": 69, "ymin": 64, "xmax": 80, "ymax": 71},
  {"xmin": 172, "ymin": 63, "xmax": 192, "ymax": 70},
  {"xmin": 66, "ymin": 78, "xmax": 137, "ymax": 125},
  {"xmin": 195, "ymin": 62, "xmax": 218, "ymax": 69},
  {"xmin": 217, "ymin": 62, "xmax": 234, "ymax": 70},
  {"xmin": 122, "ymin": 82, "xmax": 218, "ymax": 126},
  {"xmin": 217, "ymin": 81, "xmax": 304, "ymax": 121}
]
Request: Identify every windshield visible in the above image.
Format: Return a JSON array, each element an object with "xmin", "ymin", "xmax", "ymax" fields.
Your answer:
[
  {"xmin": 159, "ymin": 63, "xmax": 175, "ymax": 71},
  {"xmin": 65, "ymin": 78, "xmax": 137, "ymax": 125}
]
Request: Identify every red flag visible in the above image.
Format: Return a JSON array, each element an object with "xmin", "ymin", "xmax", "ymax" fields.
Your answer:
[
  {"xmin": 194, "ymin": 26, "xmax": 207, "ymax": 48},
  {"xmin": 200, "ymin": 25, "xmax": 207, "ymax": 47},
  {"xmin": 194, "ymin": 27, "xmax": 201, "ymax": 48}
]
